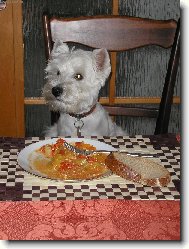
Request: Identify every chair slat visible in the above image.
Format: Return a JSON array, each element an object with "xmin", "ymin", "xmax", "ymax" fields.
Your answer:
[
  {"xmin": 50, "ymin": 16, "xmax": 177, "ymax": 50},
  {"xmin": 103, "ymin": 106, "xmax": 158, "ymax": 118}
]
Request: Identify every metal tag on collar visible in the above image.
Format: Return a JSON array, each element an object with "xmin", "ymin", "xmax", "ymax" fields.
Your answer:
[{"xmin": 74, "ymin": 117, "xmax": 84, "ymax": 137}]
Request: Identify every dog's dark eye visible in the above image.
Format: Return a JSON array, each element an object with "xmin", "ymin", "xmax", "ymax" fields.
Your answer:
[
  {"xmin": 74, "ymin": 73, "xmax": 83, "ymax": 80},
  {"xmin": 57, "ymin": 70, "xmax": 60, "ymax": 76}
]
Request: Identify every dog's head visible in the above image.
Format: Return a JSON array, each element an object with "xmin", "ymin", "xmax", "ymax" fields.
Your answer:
[{"xmin": 43, "ymin": 41, "xmax": 111, "ymax": 114}]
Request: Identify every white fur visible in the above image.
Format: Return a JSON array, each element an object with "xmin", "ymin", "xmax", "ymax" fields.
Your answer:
[{"xmin": 43, "ymin": 41, "xmax": 126, "ymax": 136}]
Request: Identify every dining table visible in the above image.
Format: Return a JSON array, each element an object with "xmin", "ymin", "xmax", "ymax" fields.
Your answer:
[{"xmin": 0, "ymin": 134, "xmax": 180, "ymax": 240}]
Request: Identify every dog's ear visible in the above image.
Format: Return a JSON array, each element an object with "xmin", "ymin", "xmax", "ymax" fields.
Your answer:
[
  {"xmin": 50, "ymin": 40, "xmax": 69, "ymax": 59},
  {"xmin": 92, "ymin": 48, "xmax": 111, "ymax": 85}
]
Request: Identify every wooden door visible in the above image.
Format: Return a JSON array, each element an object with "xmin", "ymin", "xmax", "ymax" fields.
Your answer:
[{"xmin": 0, "ymin": 0, "xmax": 24, "ymax": 137}]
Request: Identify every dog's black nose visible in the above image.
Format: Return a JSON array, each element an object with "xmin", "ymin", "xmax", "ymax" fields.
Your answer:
[{"xmin": 52, "ymin": 86, "xmax": 63, "ymax": 97}]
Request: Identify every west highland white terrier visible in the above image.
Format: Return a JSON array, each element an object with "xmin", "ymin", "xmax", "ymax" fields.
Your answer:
[{"xmin": 43, "ymin": 40, "xmax": 126, "ymax": 136}]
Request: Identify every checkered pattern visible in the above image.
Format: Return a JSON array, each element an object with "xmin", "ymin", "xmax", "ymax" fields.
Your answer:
[
  {"xmin": 21, "ymin": 183, "xmax": 180, "ymax": 201},
  {"xmin": 0, "ymin": 136, "xmax": 180, "ymax": 201}
]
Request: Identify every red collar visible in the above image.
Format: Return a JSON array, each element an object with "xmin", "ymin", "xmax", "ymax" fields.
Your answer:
[{"xmin": 68, "ymin": 104, "xmax": 96, "ymax": 119}]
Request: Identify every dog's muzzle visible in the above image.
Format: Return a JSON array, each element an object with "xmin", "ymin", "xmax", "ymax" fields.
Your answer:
[{"xmin": 52, "ymin": 86, "xmax": 63, "ymax": 97}]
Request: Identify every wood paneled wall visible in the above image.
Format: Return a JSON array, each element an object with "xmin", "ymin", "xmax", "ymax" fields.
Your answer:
[
  {"xmin": 22, "ymin": 0, "xmax": 180, "ymax": 136},
  {"xmin": 0, "ymin": 0, "xmax": 24, "ymax": 137}
]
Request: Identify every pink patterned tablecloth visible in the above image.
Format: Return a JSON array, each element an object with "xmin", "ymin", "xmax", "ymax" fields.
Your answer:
[{"xmin": 0, "ymin": 199, "xmax": 180, "ymax": 240}]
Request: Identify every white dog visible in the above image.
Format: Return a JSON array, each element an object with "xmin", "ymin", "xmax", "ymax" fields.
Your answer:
[{"xmin": 43, "ymin": 41, "xmax": 126, "ymax": 137}]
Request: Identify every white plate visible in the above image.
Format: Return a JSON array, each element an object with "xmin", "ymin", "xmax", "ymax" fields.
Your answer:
[{"xmin": 17, "ymin": 138, "xmax": 117, "ymax": 182}]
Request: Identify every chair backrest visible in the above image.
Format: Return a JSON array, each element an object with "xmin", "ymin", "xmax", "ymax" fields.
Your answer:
[{"xmin": 43, "ymin": 14, "xmax": 180, "ymax": 135}]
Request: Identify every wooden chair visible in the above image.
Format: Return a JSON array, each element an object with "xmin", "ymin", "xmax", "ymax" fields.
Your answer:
[{"xmin": 43, "ymin": 14, "xmax": 180, "ymax": 135}]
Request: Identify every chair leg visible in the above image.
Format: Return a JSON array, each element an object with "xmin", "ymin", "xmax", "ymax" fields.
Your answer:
[{"xmin": 155, "ymin": 18, "xmax": 180, "ymax": 135}]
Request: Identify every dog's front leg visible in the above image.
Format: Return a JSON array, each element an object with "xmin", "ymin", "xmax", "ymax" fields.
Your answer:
[{"xmin": 44, "ymin": 123, "xmax": 58, "ymax": 137}]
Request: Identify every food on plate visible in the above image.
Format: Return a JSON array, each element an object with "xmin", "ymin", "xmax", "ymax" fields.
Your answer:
[
  {"xmin": 29, "ymin": 138, "xmax": 109, "ymax": 180},
  {"xmin": 105, "ymin": 152, "xmax": 171, "ymax": 186}
]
